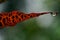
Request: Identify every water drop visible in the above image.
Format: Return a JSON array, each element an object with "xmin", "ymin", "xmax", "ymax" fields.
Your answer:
[{"xmin": 50, "ymin": 12, "xmax": 57, "ymax": 16}]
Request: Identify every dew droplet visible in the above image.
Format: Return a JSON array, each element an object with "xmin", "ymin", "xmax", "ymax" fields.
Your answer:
[{"xmin": 50, "ymin": 12, "xmax": 57, "ymax": 16}]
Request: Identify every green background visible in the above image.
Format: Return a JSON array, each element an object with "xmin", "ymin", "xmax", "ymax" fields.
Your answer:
[{"xmin": 0, "ymin": 0, "xmax": 60, "ymax": 40}]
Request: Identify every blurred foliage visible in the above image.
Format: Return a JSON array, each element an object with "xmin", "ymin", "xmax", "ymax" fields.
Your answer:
[{"xmin": 2, "ymin": 0, "xmax": 60, "ymax": 40}]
